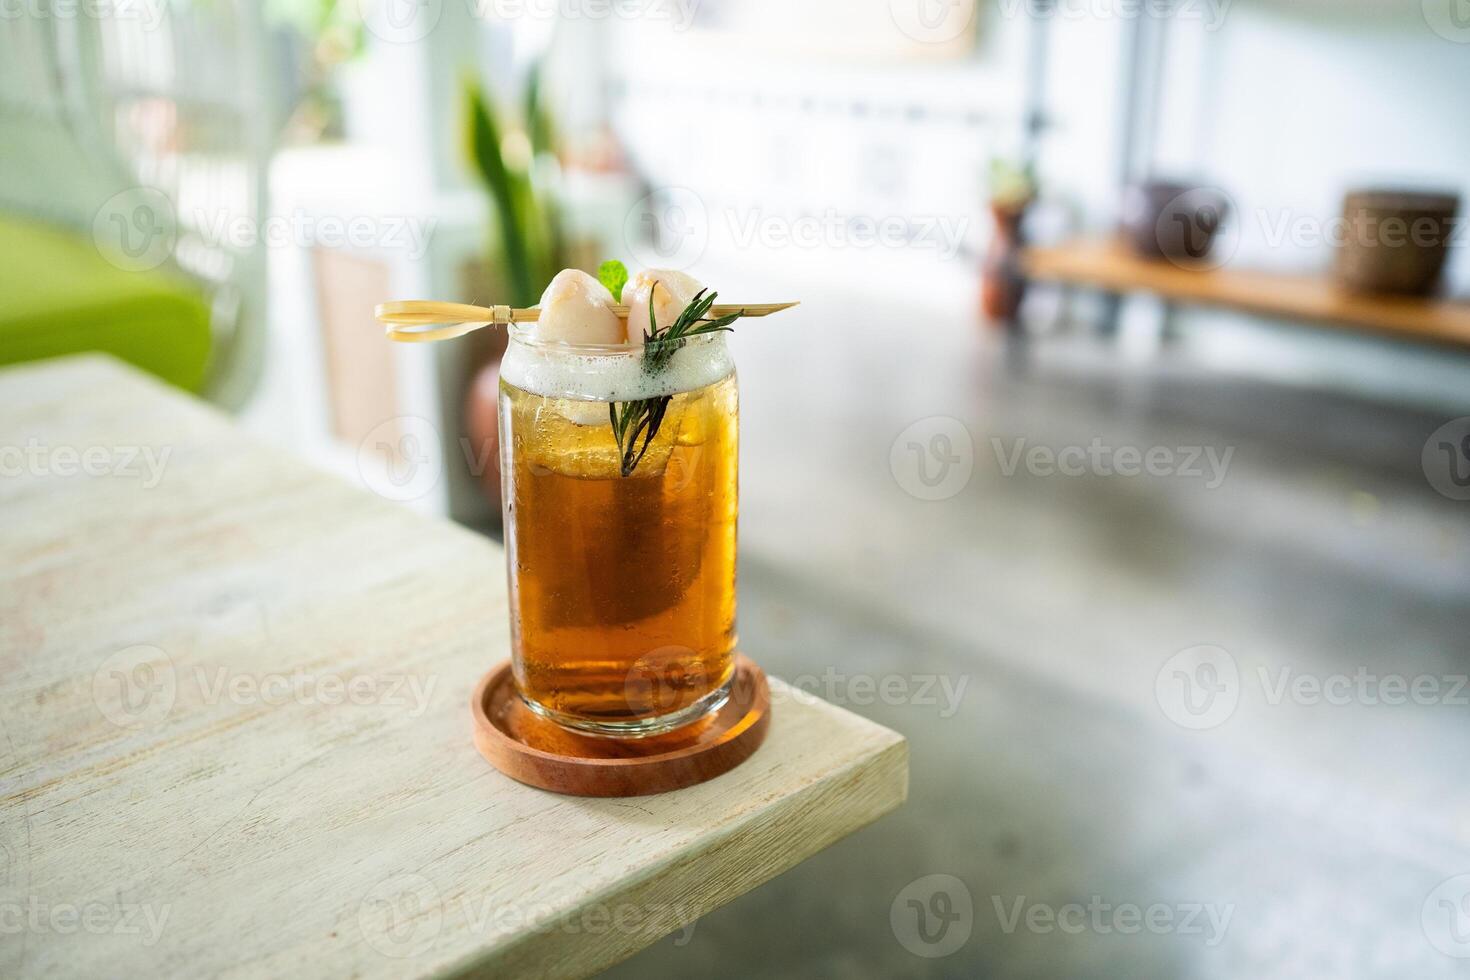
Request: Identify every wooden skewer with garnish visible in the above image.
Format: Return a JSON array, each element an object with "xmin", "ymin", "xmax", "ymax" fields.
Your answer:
[
  {"xmin": 376, "ymin": 262, "xmax": 799, "ymax": 476},
  {"xmin": 375, "ymin": 299, "xmax": 799, "ymax": 343}
]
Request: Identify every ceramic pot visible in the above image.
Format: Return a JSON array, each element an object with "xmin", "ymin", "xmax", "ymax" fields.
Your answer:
[
  {"xmin": 1334, "ymin": 189, "xmax": 1459, "ymax": 296},
  {"xmin": 981, "ymin": 202, "xmax": 1029, "ymax": 323},
  {"xmin": 1121, "ymin": 180, "xmax": 1230, "ymax": 263}
]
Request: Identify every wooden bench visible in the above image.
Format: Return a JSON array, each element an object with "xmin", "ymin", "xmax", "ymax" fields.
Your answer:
[{"xmin": 1023, "ymin": 237, "xmax": 1470, "ymax": 348}]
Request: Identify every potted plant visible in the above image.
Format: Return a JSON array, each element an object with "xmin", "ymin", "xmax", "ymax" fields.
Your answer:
[
  {"xmin": 980, "ymin": 157, "xmax": 1037, "ymax": 324},
  {"xmin": 462, "ymin": 68, "xmax": 569, "ymax": 516}
]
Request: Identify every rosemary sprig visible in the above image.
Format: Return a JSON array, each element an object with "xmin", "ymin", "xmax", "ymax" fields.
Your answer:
[
  {"xmin": 608, "ymin": 395, "xmax": 670, "ymax": 477},
  {"xmin": 641, "ymin": 287, "xmax": 743, "ymax": 368},
  {"xmin": 610, "ymin": 285, "xmax": 745, "ymax": 477}
]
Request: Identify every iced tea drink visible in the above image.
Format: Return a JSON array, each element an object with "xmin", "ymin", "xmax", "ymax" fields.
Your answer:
[{"xmin": 499, "ymin": 327, "xmax": 738, "ymax": 735}]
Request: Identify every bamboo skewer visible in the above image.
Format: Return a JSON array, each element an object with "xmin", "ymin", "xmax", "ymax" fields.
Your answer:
[{"xmin": 375, "ymin": 299, "xmax": 800, "ymax": 343}]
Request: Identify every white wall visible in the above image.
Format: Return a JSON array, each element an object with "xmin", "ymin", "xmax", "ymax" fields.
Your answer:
[
  {"xmin": 605, "ymin": 1, "xmax": 1032, "ymax": 294},
  {"xmin": 602, "ymin": 1, "xmax": 1470, "ymax": 406},
  {"xmin": 1154, "ymin": 0, "xmax": 1470, "ymax": 283},
  {"xmin": 1140, "ymin": 1, "xmax": 1470, "ymax": 408}
]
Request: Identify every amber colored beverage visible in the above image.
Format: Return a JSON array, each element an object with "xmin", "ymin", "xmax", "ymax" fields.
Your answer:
[{"xmin": 498, "ymin": 341, "xmax": 738, "ymax": 735}]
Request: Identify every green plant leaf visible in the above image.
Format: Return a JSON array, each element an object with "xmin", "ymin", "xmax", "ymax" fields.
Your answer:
[
  {"xmin": 463, "ymin": 75, "xmax": 536, "ymax": 305},
  {"xmin": 597, "ymin": 260, "xmax": 628, "ymax": 300}
]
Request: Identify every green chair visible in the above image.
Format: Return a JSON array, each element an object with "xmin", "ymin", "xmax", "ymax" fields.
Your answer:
[
  {"xmin": 0, "ymin": 214, "xmax": 213, "ymax": 392},
  {"xmin": 0, "ymin": 2, "xmax": 268, "ymax": 404}
]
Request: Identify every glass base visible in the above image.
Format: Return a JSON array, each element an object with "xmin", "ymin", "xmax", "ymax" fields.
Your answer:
[{"xmin": 518, "ymin": 671, "xmax": 736, "ymax": 739}]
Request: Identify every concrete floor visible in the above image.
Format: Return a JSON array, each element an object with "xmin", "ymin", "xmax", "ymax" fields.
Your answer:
[{"xmin": 602, "ymin": 271, "xmax": 1470, "ymax": 978}]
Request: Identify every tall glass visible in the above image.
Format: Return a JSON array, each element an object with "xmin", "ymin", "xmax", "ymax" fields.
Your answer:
[{"xmin": 498, "ymin": 326, "xmax": 738, "ymax": 736}]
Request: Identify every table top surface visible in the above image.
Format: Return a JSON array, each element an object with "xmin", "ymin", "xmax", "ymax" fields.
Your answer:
[{"xmin": 0, "ymin": 356, "xmax": 906, "ymax": 979}]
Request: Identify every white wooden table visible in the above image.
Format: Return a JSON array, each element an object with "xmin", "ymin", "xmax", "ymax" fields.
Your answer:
[{"xmin": 0, "ymin": 356, "xmax": 907, "ymax": 979}]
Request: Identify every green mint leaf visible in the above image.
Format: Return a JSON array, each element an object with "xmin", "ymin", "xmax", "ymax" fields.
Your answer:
[{"xmin": 597, "ymin": 259, "xmax": 628, "ymax": 300}]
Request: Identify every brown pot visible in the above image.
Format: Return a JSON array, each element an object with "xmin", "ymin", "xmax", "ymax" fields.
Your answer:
[
  {"xmin": 980, "ymin": 202, "xmax": 1029, "ymax": 324},
  {"xmin": 1334, "ymin": 189, "xmax": 1460, "ymax": 296}
]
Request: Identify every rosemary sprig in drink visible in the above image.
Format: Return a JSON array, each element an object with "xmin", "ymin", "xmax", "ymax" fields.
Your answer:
[{"xmin": 609, "ymin": 284, "xmax": 745, "ymax": 477}]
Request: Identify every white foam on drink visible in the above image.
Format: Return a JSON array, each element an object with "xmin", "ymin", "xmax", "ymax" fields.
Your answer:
[{"xmin": 499, "ymin": 332, "xmax": 733, "ymax": 402}]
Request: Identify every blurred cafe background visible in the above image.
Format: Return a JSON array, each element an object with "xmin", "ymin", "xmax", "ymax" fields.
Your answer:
[{"xmin": 5, "ymin": 0, "xmax": 1470, "ymax": 975}]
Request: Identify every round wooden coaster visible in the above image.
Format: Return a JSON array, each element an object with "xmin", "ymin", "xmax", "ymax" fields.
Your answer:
[{"xmin": 471, "ymin": 655, "xmax": 771, "ymax": 797}]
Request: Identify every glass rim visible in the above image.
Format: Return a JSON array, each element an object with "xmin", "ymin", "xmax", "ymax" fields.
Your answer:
[{"xmin": 505, "ymin": 322, "xmax": 724, "ymax": 357}]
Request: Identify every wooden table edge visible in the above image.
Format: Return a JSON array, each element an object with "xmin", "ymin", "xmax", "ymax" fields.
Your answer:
[
  {"xmin": 438, "ymin": 734, "xmax": 909, "ymax": 980},
  {"xmin": 0, "ymin": 354, "xmax": 914, "ymax": 979}
]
